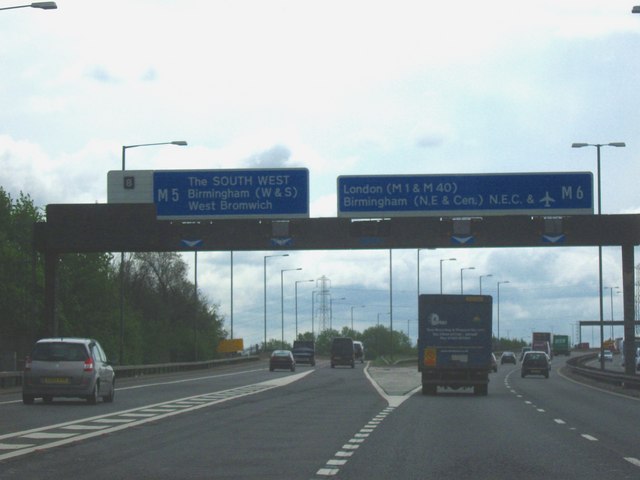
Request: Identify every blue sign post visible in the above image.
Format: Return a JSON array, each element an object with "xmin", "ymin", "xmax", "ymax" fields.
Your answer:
[
  {"xmin": 154, "ymin": 168, "xmax": 309, "ymax": 219},
  {"xmin": 338, "ymin": 172, "xmax": 593, "ymax": 217}
]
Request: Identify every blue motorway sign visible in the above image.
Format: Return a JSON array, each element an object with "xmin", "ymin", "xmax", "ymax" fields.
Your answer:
[
  {"xmin": 337, "ymin": 172, "xmax": 593, "ymax": 217},
  {"xmin": 154, "ymin": 168, "xmax": 309, "ymax": 219}
]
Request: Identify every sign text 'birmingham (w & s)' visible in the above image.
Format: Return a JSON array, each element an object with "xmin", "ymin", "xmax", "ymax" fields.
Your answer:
[{"xmin": 337, "ymin": 172, "xmax": 593, "ymax": 217}]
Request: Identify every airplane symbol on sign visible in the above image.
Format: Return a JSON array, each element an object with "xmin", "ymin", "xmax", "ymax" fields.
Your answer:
[{"xmin": 539, "ymin": 191, "xmax": 555, "ymax": 207}]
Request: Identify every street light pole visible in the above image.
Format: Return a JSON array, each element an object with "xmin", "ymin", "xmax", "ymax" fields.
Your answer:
[
  {"xmin": 119, "ymin": 140, "xmax": 187, "ymax": 365},
  {"xmin": 350, "ymin": 305, "xmax": 365, "ymax": 332},
  {"xmin": 263, "ymin": 253, "xmax": 289, "ymax": 350},
  {"xmin": 439, "ymin": 258, "xmax": 456, "ymax": 294},
  {"xmin": 281, "ymin": 267, "xmax": 302, "ymax": 348},
  {"xmin": 460, "ymin": 266, "xmax": 475, "ymax": 294},
  {"xmin": 572, "ymin": 141, "xmax": 625, "ymax": 369},
  {"xmin": 497, "ymin": 280, "xmax": 510, "ymax": 349},
  {"xmin": 605, "ymin": 286, "xmax": 619, "ymax": 341},
  {"xmin": 295, "ymin": 279, "xmax": 314, "ymax": 339},
  {"xmin": 479, "ymin": 274, "xmax": 493, "ymax": 295}
]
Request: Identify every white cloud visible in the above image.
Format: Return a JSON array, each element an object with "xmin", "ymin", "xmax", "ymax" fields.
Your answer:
[{"xmin": 2, "ymin": 0, "xmax": 639, "ymax": 346}]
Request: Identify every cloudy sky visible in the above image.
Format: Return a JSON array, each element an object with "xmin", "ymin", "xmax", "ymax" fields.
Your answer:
[{"xmin": 2, "ymin": 1, "xmax": 640, "ymax": 348}]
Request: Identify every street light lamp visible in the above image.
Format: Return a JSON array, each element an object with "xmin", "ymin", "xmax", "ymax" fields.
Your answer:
[
  {"xmin": 439, "ymin": 258, "xmax": 456, "ymax": 294},
  {"xmin": 263, "ymin": 253, "xmax": 289, "ymax": 350},
  {"xmin": 295, "ymin": 279, "xmax": 314, "ymax": 339},
  {"xmin": 479, "ymin": 274, "xmax": 493, "ymax": 295},
  {"xmin": 497, "ymin": 280, "xmax": 510, "ymax": 349},
  {"xmin": 281, "ymin": 267, "xmax": 302, "ymax": 348},
  {"xmin": 0, "ymin": 2, "xmax": 57, "ymax": 10},
  {"xmin": 572, "ymin": 141, "xmax": 625, "ymax": 369},
  {"xmin": 122, "ymin": 140, "xmax": 188, "ymax": 170},
  {"xmin": 350, "ymin": 305, "xmax": 365, "ymax": 332},
  {"xmin": 119, "ymin": 139, "xmax": 187, "ymax": 365},
  {"xmin": 460, "ymin": 266, "xmax": 475, "ymax": 294}
]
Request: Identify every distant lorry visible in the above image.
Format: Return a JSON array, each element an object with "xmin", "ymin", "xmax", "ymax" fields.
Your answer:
[
  {"xmin": 552, "ymin": 335, "xmax": 570, "ymax": 356},
  {"xmin": 418, "ymin": 294, "xmax": 493, "ymax": 396},
  {"xmin": 532, "ymin": 332, "xmax": 552, "ymax": 358}
]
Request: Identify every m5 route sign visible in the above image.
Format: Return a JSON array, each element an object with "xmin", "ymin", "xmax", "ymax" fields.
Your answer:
[{"xmin": 108, "ymin": 168, "xmax": 309, "ymax": 219}]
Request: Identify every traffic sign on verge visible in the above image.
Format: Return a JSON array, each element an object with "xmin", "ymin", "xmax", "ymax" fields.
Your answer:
[{"xmin": 337, "ymin": 172, "xmax": 593, "ymax": 217}]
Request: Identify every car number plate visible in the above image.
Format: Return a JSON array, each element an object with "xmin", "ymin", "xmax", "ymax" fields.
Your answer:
[{"xmin": 43, "ymin": 377, "xmax": 70, "ymax": 384}]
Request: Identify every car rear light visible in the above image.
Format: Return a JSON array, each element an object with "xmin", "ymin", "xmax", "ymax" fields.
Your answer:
[
  {"xmin": 83, "ymin": 357, "xmax": 94, "ymax": 372},
  {"xmin": 24, "ymin": 356, "xmax": 31, "ymax": 372}
]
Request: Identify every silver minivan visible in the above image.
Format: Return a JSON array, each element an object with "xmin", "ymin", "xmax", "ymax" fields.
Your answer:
[{"xmin": 22, "ymin": 337, "xmax": 115, "ymax": 404}]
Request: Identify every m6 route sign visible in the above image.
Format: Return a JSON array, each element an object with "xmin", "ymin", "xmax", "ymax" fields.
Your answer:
[
  {"xmin": 337, "ymin": 172, "xmax": 593, "ymax": 218},
  {"xmin": 154, "ymin": 168, "xmax": 309, "ymax": 219}
]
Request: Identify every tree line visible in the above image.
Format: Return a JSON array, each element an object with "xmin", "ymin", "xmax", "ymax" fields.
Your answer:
[
  {"xmin": 0, "ymin": 187, "xmax": 225, "ymax": 368},
  {"xmin": 263, "ymin": 325, "xmax": 416, "ymax": 360}
]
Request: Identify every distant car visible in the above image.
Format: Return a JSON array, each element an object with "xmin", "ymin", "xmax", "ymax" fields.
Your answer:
[
  {"xmin": 291, "ymin": 345, "xmax": 315, "ymax": 366},
  {"xmin": 491, "ymin": 353, "xmax": 498, "ymax": 372},
  {"xmin": 331, "ymin": 337, "xmax": 355, "ymax": 368},
  {"xmin": 269, "ymin": 350, "xmax": 295, "ymax": 372},
  {"xmin": 500, "ymin": 351, "xmax": 517, "ymax": 364},
  {"xmin": 520, "ymin": 346, "xmax": 531, "ymax": 361},
  {"xmin": 353, "ymin": 341, "xmax": 365, "ymax": 363},
  {"xmin": 22, "ymin": 337, "xmax": 115, "ymax": 405},
  {"xmin": 599, "ymin": 349, "xmax": 614, "ymax": 361},
  {"xmin": 521, "ymin": 351, "xmax": 550, "ymax": 378}
]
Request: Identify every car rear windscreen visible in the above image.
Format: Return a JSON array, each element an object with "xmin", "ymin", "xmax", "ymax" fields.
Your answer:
[{"xmin": 33, "ymin": 343, "xmax": 87, "ymax": 362}]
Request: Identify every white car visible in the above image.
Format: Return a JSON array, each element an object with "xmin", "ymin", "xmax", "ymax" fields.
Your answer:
[{"xmin": 598, "ymin": 349, "xmax": 613, "ymax": 361}]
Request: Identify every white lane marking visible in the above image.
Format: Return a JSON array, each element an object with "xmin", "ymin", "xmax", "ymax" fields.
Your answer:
[
  {"xmin": 92, "ymin": 418, "xmax": 136, "ymax": 423},
  {"xmin": 624, "ymin": 457, "xmax": 640, "ymax": 467},
  {"xmin": 581, "ymin": 434, "xmax": 598, "ymax": 441},
  {"xmin": 0, "ymin": 370, "xmax": 314, "ymax": 462},
  {"xmin": 316, "ymin": 468, "xmax": 339, "ymax": 476},
  {"xmin": 363, "ymin": 363, "xmax": 421, "ymax": 407},
  {"xmin": 61, "ymin": 425, "xmax": 109, "ymax": 431},
  {"xmin": 335, "ymin": 451, "xmax": 354, "ymax": 458},
  {"xmin": 537, "ymin": 409, "xmax": 545, "ymax": 412},
  {"xmin": 0, "ymin": 443, "xmax": 34, "ymax": 450},
  {"xmin": 554, "ymin": 419, "xmax": 566, "ymax": 425},
  {"xmin": 314, "ymin": 405, "xmax": 397, "ymax": 478},
  {"xmin": 22, "ymin": 432, "xmax": 77, "ymax": 440}
]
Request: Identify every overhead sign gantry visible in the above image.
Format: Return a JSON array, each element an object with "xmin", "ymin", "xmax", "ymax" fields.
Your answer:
[{"xmin": 38, "ymin": 167, "xmax": 639, "ymax": 375}]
